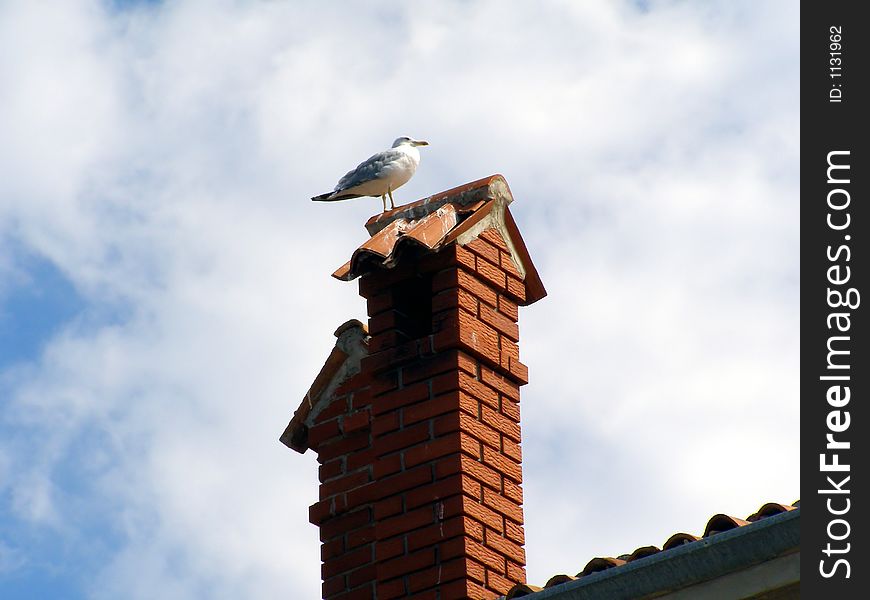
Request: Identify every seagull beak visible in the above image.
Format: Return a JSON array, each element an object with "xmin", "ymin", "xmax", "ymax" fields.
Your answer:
[{"xmin": 412, "ymin": 140, "xmax": 429, "ymax": 147}]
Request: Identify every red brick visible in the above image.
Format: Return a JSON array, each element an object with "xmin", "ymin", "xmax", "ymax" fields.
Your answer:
[
  {"xmin": 322, "ymin": 545, "xmax": 372, "ymax": 579},
  {"xmin": 350, "ymin": 387, "xmax": 373, "ymax": 410},
  {"xmin": 372, "ymin": 422, "xmax": 430, "ymax": 457},
  {"xmin": 433, "ymin": 267, "xmax": 498, "ymax": 307},
  {"xmin": 476, "ymin": 257, "xmax": 507, "ymax": 292},
  {"xmin": 480, "ymin": 302, "xmax": 519, "ymax": 341},
  {"xmin": 347, "ymin": 564, "xmax": 376, "ymax": 588},
  {"xmin": 308, "ymin": 418, "xmax": 341, "ymax": 448},
  {"xmin": 438, "ymin": 579, "xmax": 493, "ymax": 600},
  {"xmin": 499, "ymin": 337, "xmax": 519, "ymax": 372},
  {"xmin": 315, "ymin": 396, "xmax": 350, "ymax": 425},
  {"xmin": 345, "ymin": 446, "xmax": 377, "ymax": 472},
  {"xmin": 371, "ymin": 381, "xmax": 430, "ymax": 416},
  {"xmin": 480, "ymin": 366, "xmax": 520, "ymax": 401},
  {"xmin": 320, "ymin": 508, "xmax": 371, "ymax": 541},
  {"xmin": 427, "ymin": 390, "xmax": 479, "ymax": 420},
  {"xmin": 506, "ymin": 275, "xmax": 526, "ymax": 303},
  {"xmin": 481, "ymin": 405, "xmax": 521, "ymax": 442},
  {"xmin": 373, "ymin": 495, "xmax": 403, "ymax": 520},
  {"xmin": 402, "ymin": 350, "xmax": 477, "ymax": 387},
  {"xmin": 310, "ymin": 498, "xmax": 334, "ymax": 525},
  {"xmin": 350, "ymin": 465, "xmax": 431, "ymax": 506},
  {"xmin": 430, "ymin": 369, "xmax": 460, "ymax": 396},
  {"xmin": 508, "ymin": 356, "xmax": 529, "ymax": 384},
  {"xmin": 482, "ymin": 446, "xmax": 522, "ymax": 484},
  {"xmin": 417, "ymin": 244, "xmax": 477, "ymax": 273},
  {"xmin": 505, "ymin": 520, "xmax": 525, "ymax": 545},
  {"xmin": 502, "ymin": 437, "xmax": 522, "ymax": 463},
  {"xmin": 347, "ymin": 525, "xmax": 376, "ymax": 549},
  {"xmin": 372, "ymin": 454, "xmax": 402, "ymax": 479},
  {"xmin": 407, "ymin": 556, "xmax": 487, "ymax": 592},
  {"xmin": 483, "ymin": 487, "xmax": 523, "ymax": 525},
  {"xmin": 480, "ymin": 228, "xmax": 509, "ymax": 252},
  {"xmin": 500, "ymin": 397, "xmax": 520, "ymax": 423},
  {"xmin": 464, "ymin": 537, "xmax": 507, "ymax": 572},
  {"xmin": 486, "ymin": 568, "xmax": 515, "ymax": 595},
  {"xmin": 375, "ymin": 578, "xmax": 406, "ymax": 599},
  {"xmin": 322, "ymin": 574, "xmax": 346, "ymax": 598},
  {"xmin": 319, "ymin": 458, "xmax": 343, "ymax": 482},
  {"xmin": 506, "ymin": 560, "xmax": 526, "ymax": 583},
  {"xmin": 368, "ymin": 309, "xmax": 401, "ymax": 335},
  {"xmin": 442, "ymin": 495, "xmax": 503, "ymax": 534},
  {"xmin": 403, "ymin": 393, "xmax": 458, "ymax": 426},
  {"xmin": 459, "ymin": 371, "xmax": 499, "ymax": 409},
  {"xmin": 321, "ymin": 537, "xmax": 344, "ymax": 561},
  {"xmin": 366, "ymin": 289, "xmax": 393, "ymax": 317},
  {"xmin": 432, "ymin": 286, "xmax": 479, "ymax": 315},
  {"xmin": 436, "ymin": 453, "xmax": 502, "ymax": 492},
  {"xmin": 375, "ymin": 536, "xmax": 404, "ymax": 562},
  {"xmin": 318, "ymin": 432, "xmax": 371, "ymax": 463},
  {"xmin": 403, "ymin": 434, "xmax": 461, "ymax": 468},
  {"xmin": 406, "ymin": 518, "xmax": 464, "ymax": 553},
  {"xmin": 438, "ymin": 557, "xmax": 487, "ymax": 584},
  {"xmin": 466, "ymin": 237, "xmax": 501, "ymax": 266},
  {"xmin": 342, "ymin": 410, "xmax": 370, "ymax": 434},
  {"xmin": 458, "ymin": 412, "xmax": 501, "ymax": 450},
  {"xmin": 320, "ymin": 470, "xmax": 370, "ymax": 501},
  {"xmin": 485, "ymin": 528, "xmax": 525, "ymax": 565},
  {"xmin": 370, "ymin": 371, "xmax": 399, "ymax": 395},
  {"xmin": 465, "ymin": 515, "xmax": 485, "ymax": 542},
  {"xmin": 497, "ymin": 294, "xmax": 519, "ymax": 321},
  {"xmin": 502, "ymin": 478, "xmax": 523, "ymax": 505},
  {"xmin": 462, "ymin": 313, "xmax": 501, "ymax": 368},
  {"xmin": 405, "ymin": 474, "xmax": 480, "ymax": 510},
  {"xmin": 371, "ymin": 411, "xmax": 400, "ymax": 436},
  {"xmin": 376, "ymin": 506, "xmax": 435, "ymax": 540},
  {"xmin": 499, "ymin": 251, "xmax": 523, "ymax": 280},
  {"xmin": 378, "ymin": 547, "xmax": 435, "ymax": 581},
  {"xmin": 401, "ymin": 352, "xmax": 456, "ymax": 386}
]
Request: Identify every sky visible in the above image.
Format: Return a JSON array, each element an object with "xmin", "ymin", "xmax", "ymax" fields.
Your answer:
[{"xmin": 0, "ymin": 1, "xmax": 799, "ymax": 598}]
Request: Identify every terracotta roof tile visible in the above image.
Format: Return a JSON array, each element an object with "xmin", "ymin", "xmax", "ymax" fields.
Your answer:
[
  {"xmin": 504, "ymin": 499, "xmax": 800, "ymax": 598},
  {"xmin": 332, "ymin": 174, "xmax": 546, "ymax": 306},
  {"xmin": 746, "ymin": 502, "xmax": 796, "ymax": 522},
  {"xmin": 703, "ymin": 514, "xmax": 750, "ymax": 537},
  {"xmin": 578, "ymin": 557, "xmax": 626, "ymax": 577},
  {"xmin": 662, "ymin": 532, "xmax": 700, "ymax": 551},
  {"xmin": 505, "ymin": 584, "xmax": 544, "ymax": 598},
  {"xmin": 626, "ymin": 545, "xmax": 661, "ymax": 561},
  {"xmin": 543, "ymin": 575, "xmax": 576, "ymax": 588}
]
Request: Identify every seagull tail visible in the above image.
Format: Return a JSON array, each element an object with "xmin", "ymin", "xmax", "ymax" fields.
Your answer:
[{"xmin": 311, "ymin": 191, "xmax": 363, "ymax": 202}]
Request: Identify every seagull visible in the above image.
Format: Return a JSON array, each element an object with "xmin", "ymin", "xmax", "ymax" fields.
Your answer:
[{"xmin": 312, "ymin": 137, "xmax": 429, "ymax": 212}]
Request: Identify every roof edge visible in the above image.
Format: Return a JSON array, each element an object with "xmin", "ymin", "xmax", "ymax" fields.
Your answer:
[{"xmin": 513, "ymin": 508, "xmax": 799, "ymax": 599}]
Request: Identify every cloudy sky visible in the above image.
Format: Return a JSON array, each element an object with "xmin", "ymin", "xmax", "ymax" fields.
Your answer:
[{"xmin": 0, "ymin": 1, "xmax": 798, "ymax": 598}]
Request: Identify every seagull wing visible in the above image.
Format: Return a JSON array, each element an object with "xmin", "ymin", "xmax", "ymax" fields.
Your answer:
[{"xmin": 334, "ymin": 149, "xmax": 405, "ymax": 193}]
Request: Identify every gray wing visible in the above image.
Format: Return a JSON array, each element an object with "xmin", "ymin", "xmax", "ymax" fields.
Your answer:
[{"xmin": 334, "ymin": 149, "xmax": 405, "ymax": 192}]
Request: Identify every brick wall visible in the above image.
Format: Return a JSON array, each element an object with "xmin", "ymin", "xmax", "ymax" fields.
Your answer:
[{"xmin": 306, "ymin": 228, "xmax": 533, "ymax": 600}]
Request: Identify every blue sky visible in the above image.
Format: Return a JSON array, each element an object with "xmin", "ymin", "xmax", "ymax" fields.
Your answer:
[{"xmin": 1, "ymin": 1, "xmax": 798, "ymax": 598}]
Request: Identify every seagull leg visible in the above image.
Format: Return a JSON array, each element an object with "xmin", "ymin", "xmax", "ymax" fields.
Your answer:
[
  {"xmin": 381, "ymin": 195, "xmax": 387, "ymax": 212},
  {"xmin": 388, "ymin": 187, "xmax": 396, "ymax": 209}
]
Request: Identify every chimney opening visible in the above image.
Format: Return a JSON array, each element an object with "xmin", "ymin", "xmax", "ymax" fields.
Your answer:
[{"xmin": 390, "ymin": 272, "xmax": 433, "ymax": 340}]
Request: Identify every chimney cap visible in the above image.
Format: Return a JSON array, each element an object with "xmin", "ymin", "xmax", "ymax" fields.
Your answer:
[{"xmin": 333, "ymin": 174, "xmax": 547, "ymax": 305}]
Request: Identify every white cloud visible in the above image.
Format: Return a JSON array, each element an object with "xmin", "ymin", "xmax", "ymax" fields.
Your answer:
[{"xmin": 0, "ymin": 0, "xmax": 798, "ymax": 595}]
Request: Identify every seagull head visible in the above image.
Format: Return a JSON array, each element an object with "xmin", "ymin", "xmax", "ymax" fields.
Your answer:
[{"xmin": 392, "ymin": 136, "xmax": 429, "ymax": 148}]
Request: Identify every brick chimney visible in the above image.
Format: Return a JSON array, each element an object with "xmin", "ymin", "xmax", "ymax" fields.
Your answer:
[{"xmin": 281, "ymin": 175, "xmax": 546, "ymax": 599}]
